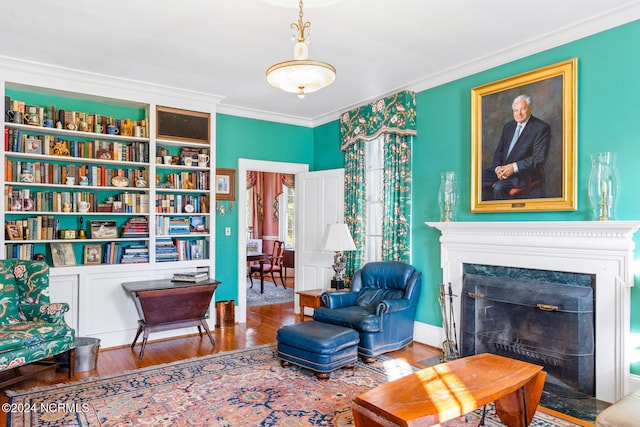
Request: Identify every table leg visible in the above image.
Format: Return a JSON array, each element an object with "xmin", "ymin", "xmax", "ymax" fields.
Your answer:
[
  {"xmin": 131, "ymin": 324, "xmax": 143, "ymax": 348},
  {"xmin": 139, "ymin": 329, "xmax": 150, "ymax": 359},
  {"xmin": 200, "ymin": 320, "xmax": 216, "ymax": 346},
  {"xmin": 494, "ymin": 370, "xmax": 546, "ymax": 427}
]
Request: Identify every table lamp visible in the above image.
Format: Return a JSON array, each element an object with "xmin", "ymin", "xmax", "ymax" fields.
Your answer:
[{"xmin": 321, "ymin": 223, "xmax": 356, "ymax": 289}]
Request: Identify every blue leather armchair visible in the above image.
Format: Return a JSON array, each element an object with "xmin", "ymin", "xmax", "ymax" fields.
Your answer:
[{"xmin": 313, "ymin": 261, "xmax": 422, "ymax": 363}]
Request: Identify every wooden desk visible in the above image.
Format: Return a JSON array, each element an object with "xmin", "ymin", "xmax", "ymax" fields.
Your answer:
[
  {"xmin": 122, "ymin": 278, "xmax": 220, "ymax": 359},
  {"xmin": 295, "ymin": 289, "xmax": 326, "ymax": 321},
  {"xmin": 247, "ymin": 253, "xmax": 267, "ymax": 293},
  {"xmin": 352, "ymin": 353, "xmax": 546, "ymax": 427}
]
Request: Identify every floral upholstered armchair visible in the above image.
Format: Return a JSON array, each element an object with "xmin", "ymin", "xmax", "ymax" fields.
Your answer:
[{"xmin": 0, "ymin": 260, "xmax": 75, "ymax": 386}]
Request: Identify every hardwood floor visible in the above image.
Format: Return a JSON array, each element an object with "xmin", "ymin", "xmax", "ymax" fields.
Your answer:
[{"xmin": 0, "ymin": 290, "xmax": 440, "ymax": 425}]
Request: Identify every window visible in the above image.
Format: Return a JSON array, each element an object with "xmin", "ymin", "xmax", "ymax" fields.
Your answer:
[
  {"xmin": 279, "ymin": 185, "xmax": 295, "ymax": 247},
  {"xmin": 364, "ymin": 135, "xmax": 384, "ymax": 263}
]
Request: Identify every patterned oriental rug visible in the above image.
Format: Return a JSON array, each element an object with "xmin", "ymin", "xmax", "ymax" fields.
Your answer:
[{"xmin": 6, "ymin": 345, "xmax": 593, "ymax": 426}]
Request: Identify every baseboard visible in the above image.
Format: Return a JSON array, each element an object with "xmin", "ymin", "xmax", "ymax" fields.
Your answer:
[
  {"xmin": 413, "ymin": 321, "xmax": 443, "ymax": 350},
  {"xmin": 629, "ymin": 374, "xmax": 640, "ymax": 393}
]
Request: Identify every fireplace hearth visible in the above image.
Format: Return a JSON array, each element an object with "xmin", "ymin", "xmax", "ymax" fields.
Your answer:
[{"xmin": 461, "ymin": 272, "xmax": 595, "ymax": 397}]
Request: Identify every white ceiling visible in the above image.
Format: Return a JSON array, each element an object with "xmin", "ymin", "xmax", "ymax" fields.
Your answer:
[{"xmin": 1, "ymin": 1, "xmax": 639, "ymax": 126}]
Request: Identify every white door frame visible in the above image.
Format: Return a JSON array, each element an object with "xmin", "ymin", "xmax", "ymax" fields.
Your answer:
[{"xmin": 236, "ymin": 158, "xmax": 309, "ymax": 323}]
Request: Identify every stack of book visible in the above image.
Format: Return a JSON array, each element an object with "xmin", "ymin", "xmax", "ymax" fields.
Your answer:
[
  {"xmin": 168, "ymin": 218, "xmax": 190, "ymax": 235},
  {"xmin": 171, "ymin": 271, "xmax": 209, "ymax": 283},
  {"xmin": 155, "ymin": 237, "xmax": 178, "ymax": 262},
  {"xmin": 121, "ymin": 244, "xmax": 149, "ymax": 264},
  {"xmin": 121, "ymin": 217, "xmax": 149, "ymax": 237}
]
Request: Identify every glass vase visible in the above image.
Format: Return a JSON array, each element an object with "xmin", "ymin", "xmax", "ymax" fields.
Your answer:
[
  {"xmin": 588, "ymin": 152, "xmax": 619, "ymax": 221},
  {"xmin": 438, "ymin": 171, "xmax": 458, "ymax": 222}
]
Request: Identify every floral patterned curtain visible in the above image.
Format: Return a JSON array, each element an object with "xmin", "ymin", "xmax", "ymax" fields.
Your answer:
[
  {"xmin": 343, "ymin": 139, "xmax": 367, "ymax": 276},
  {"xmin": 382, "ymin": 133, "xmax": 412, "ymax": 262},
  {"xmin": 340, "ymin": 91, "xmax": 417, "ymax": 276}
]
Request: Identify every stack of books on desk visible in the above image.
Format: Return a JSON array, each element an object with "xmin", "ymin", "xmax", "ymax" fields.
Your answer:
[{"xmin": 171, "ymin": 271, "xmax": 209, "ymax": 283}]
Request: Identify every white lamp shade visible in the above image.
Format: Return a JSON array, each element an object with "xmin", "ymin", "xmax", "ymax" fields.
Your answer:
[{"xmin": 321, "ymin": 223, "xmax": 356, "ymax": 252}]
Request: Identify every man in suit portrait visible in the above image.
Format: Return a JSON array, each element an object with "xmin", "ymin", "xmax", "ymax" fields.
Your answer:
[{"xmin": 482, "ymin": 94, "xmax": 550, "ymax": 200}]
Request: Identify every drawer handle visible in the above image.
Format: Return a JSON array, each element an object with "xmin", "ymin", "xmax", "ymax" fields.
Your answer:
[{"xmin": 536, "ymin": 303, "xmax": 559, "ymax": 312}]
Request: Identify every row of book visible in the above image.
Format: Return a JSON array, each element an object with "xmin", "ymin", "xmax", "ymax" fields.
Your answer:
[
  {"xmin": 158, "ymin": 171, "xmax": 210, "ymax": 191},
  {"xmin": 7, "ymin": 187, "xmax": 150, "ymax": 214},
  {"xmin": 5, "ymin": 243, "xmax": 34, "ymax": 261},
  {"xmin": 6, "ymin": 160, "xmax": 148, "ymax": 188},
  {"xmin": 155, "ymin": 238, "xmax": 207, "ymax": 262},
  {"xmin": 7, "ymin": 216, "xmax": 58, "ymax": 240},
  {"xmin": 3, "ymin": 241, "xmax": 207, "ymax": 265},
  {"xmin": 5, "ymin": 96, "xmax": 147, "ymax": 138},
  {"xmin": 155, "ymin": 194, "xmax": 209, "ymax": 214},
  {"xmin": 5, "ymin": 130, "xmax": 149, "ymax": 162}
]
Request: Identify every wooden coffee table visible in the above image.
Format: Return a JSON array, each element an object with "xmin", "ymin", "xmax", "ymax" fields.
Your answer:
[{"xmin": 352, "ymin": 353, "xmax": 546, "ymax": 427}]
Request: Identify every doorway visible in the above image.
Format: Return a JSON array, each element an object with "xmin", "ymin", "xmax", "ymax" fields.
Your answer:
[{"xmin": 236, "ymin": 159, "xmax": 309, "ymax": 323}]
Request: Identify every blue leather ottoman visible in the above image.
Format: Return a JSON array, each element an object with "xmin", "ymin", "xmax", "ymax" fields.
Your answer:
[{"xmin": 277, "ymin": 320, "xmax": 360, "ymax": 379}]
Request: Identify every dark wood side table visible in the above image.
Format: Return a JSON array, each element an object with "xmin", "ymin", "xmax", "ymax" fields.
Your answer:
[
  {"xmin": 122, "ymin": 278, "xmax": 220, "ymax": 359},
  {"xmin": 296, "ymin": 289, "xmax": 326, "ymax": 321}
]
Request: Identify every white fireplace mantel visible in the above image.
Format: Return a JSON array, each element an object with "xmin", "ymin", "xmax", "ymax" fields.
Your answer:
[{"xmin": 426, "ymin": 221, "xmax": 640, "ymax": 403}]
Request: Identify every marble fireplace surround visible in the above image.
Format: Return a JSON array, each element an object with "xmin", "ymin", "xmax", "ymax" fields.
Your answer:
[{"xmin": 426, "ymin": 221, "xmax": 640, "ymax": 404}]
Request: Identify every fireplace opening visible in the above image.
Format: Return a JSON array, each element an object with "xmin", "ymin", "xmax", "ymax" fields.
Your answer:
[{"xmin": 461, "ymin": 269, "xmax": 595, "ymax": 398}]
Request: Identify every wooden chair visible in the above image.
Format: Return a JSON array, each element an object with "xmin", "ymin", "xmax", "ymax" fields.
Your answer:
[{"xmin": 250, "ymin": 240, "xmax": 285, "ymax": 288}]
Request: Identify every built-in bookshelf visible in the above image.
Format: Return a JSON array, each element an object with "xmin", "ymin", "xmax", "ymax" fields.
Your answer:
[
  {"xmin": 3, "ymin": 84, "xmax": 213, "ymax": 268},
  {"xmin": 154, "ymin": 138, "xmax": 211, "ymax": 262}
]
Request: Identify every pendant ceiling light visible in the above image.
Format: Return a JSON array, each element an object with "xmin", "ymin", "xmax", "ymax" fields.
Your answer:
[{"xmin": 266, "ymin": 0, "xmax": 336, "ymax": 99}]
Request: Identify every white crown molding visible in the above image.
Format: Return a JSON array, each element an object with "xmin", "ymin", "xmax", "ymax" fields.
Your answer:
[
  {"xmin": 313, "ymin": 2, "xmax": 640, "ymax": 127},
  {"xmin": 217, "ymin": 103, "xmax": 314, "ymax": 128},
  {"xmin": 0, "ymin": 56, "xmax": 224, "ymax": 110}
]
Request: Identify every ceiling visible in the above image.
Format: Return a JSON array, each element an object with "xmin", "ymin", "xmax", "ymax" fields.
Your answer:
[{"xmin": 1, "ymin": 1, "xmax": 639, "ymax": 126}]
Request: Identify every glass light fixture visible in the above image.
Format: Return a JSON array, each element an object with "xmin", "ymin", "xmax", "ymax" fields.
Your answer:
[{"xmin": 266, "ymin": 0, "xmax": 336, "ymax": 99}]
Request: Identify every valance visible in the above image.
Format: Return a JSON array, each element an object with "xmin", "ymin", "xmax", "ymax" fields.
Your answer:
[{"xmin": 340, "ymin": 90, "xmax": 417, "ymax": 151}]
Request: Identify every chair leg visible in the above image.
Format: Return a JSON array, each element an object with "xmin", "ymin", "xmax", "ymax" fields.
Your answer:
[
  {"xmin": 278, "ymin": 270, "xmax": 285, "ymax": 287},
  {"xmin": 249, "ymin": 273, "xmax": 254, "ymax": 287},
  {"xmin": 271, "ymin": 271, "xmax": 278, "ymax": 287}
]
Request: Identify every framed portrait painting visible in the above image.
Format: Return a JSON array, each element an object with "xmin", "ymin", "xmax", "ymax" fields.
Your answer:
[
  {"xmin": 216, "ymin": 168, "xmax": 236, "ymax": 201},
  {"xmin": 470, "ymin": 58, "xmax": 577, "ymax": 213}
]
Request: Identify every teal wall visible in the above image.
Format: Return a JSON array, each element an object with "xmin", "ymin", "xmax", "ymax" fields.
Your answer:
[
  {"xmin": 411, "ymin": 20, "xmax": 640, "ymax": 333},
  {"xmin": 214, "ymin": 21, "xmax": 640, "ymax": 371},
  {"xmin": 214, "ymin": 114, "xmax": 314, "ymax": 301},
  {"xmin": 312, "ymin": 120, "xmax": 342, "ymax": 170}
]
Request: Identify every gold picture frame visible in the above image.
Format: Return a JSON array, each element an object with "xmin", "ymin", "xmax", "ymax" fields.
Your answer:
[
  {"xmin": 83, "ymin": 244, "xmax": 103, "ymax": 265},
  {"xmin": 50, "ymin": 242, "xmax": 76, "ymax": 267},
  {"xmin": 471, "ymin": 58, "xmax": 577, "ymax": 213},
  {"xmin": 216, "ymin": 168, "xmax": 236, "ymax": 201},
  {"xmin": 6, "ymin": 224, "xmax": 22, "ymax": 240}
]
